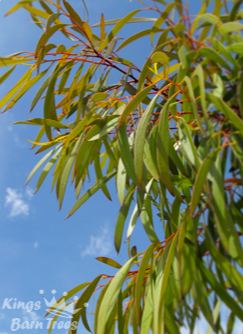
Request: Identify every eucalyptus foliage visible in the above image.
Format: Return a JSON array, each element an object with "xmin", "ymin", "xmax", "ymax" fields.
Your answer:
[{"xmin": 1, "ymin": 0, "xmax": 243, "ymax": 333}]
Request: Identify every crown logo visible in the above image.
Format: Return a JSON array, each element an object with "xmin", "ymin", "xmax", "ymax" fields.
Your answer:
[{"xmin": 39, "ymin": 289, "xmax": 85, "ymax": 319}]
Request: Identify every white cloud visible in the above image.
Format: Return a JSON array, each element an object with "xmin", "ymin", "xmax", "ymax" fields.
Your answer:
[
  {"xmin": 25, "ymin": 186, "xmax": 34, "ymax": 199},
  {"xmin": 4, "ymin": 187, "xmax": 30, "ymax": 218},
  {"xmin": 81, "ymin": 226, "xmax": 112, "ymax": 257}
]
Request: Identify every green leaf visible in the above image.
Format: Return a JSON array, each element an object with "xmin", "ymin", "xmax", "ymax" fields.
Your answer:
[
  {"xmin": 219, "ymin": 21, "xmax": 243, "ymax": 34},
  {"xmin": 0, "ymin": 66, "xmax": 15, "ymax": 85},
  {"xmin": 134, "ymin": 244, "xmax": 155, "ymax": 322},
  {"xmin": 93, "ymin": 17, "xmax": 157, "ymax": 28},
  {"xmin": 63, "ymin": 0, "xmax": 84, "ymax": 28},
  {"xmin": 100, "ymin": 13, "xmax": 106, "ymax": 40},
  {"xmin": 140, "ymin": 283, "xmax": 153, "ymax": 334},
  {"xmin": 69, "ymin": 275, "xmax": 103, "ymax": 334},
  {"xmin": 119, "ymin": 84, "xmax": 154, "ymax": 126},
  {"xmin": 178, "ymin": 118, "xmax": 200, "ymax": 168},
  {"xmin": 134, "ymin": 94, "xmax": 160, "ymax": 187},
  {"xmin": 151, "ymin": 51, "xmax": 169, "ymax": 65},
  {"xmin": 67, "ymin": 171, "xmax": 116, "ymax": 218},
  {"xmin": 209, "ymin": 155, "xmax": 242, "ymax": 259},
  {"xmin": 192, "ymin": 13, "xmax": 221, "ymax": 32},
  {"xmin": 126, "ymin": 203, "xmax": 139, "ymax": 240},
  {"xmin": 57, "ymin": 145, "xmax": 77, "ymax": 208},
  {"xmin": 25, "ymin": 148, "xmax": 57, "ymax": 184},
  {"xmin": 199, "ymin": 47, "xmax": 231, "ymax": 71},
  {"xmin": 88, "ymin": 117, "xmax": 119, "ymax": 141},
  {"xmin": 118, "ymin": 126, "xmax": 136, "ymax": 182},
  {"xmin": 117, "ymin": 28, "xmax": 162, "ymax": 51},
  {"xmin": 16, "ymin": 118, "xmax": 68, "ymax": 129},
  {"xmin": 154, "ymin": 233, "xmax": 178, "ymax": 333},
  {"xmin": 228, "ymin": 42, "xmax": 243, "ymax": 55},
  {"xmin": 94, "ymin": 156, "xmax": 112, "ymax": 201},
  {"xmin": 5, "ymin": 3, "xmax": 50, "ymax": 19},
  {"xmin": 96, "ymin": 257, "xmax": 122, "ymax": 269},
  {"xmin": 190, "ymin": 150, "xmax": 218, "ymax": 215},
  {"xmin": 97, "ymin": 257, "xmax": 135, "ymax": 334},
  {"xmin": 43, "ymin": 71, "xmax": 59, "ymax": 139},
  {"xmin": 144, "ymin": 138, "xmax": 159, "ymax": 180},
  {"xmin": 157, "ymin": 99, "xmax": 178, "ymax": 194},
  {"xmin": 0, "ymin": 68, "xmax": 32, "ymax": 110},
  {"xmin": 184, "ymin": 76, "xmax": 203, "ymax": 133},
  {"xmin": 114, "ymin": 186, "xmax": 135, "ymax": 253},
  {"xmin": 3, "ymin": 70, "xmax": 46, "ymax": 112},
  {"xmin": 101, "ymin": 10, "xmax": 140, "ymax": 48},
  {"xmin": 116, "ymin": 158, "xmax": 127, "ymax": 204},
  {"xmin": 200, "ymin": 263, "xmax": 243, "ymax": 321},
  {"xmin": 192, "ymin": 65, "xmax": 209, "ymax": 123},
  {"xmin": 35, "ymin": 147, "xmax": 62, "ymax": 192},
  {"xmin": 30, "ymin": 75, "xmax": 51, "ymax": 111},
  {"xmin": 209, "ymin": 94, "xmax": 243, "ymax": 132},
  {"xmin": 205, "ymin": 229, "xmax": 243, "ymax": 291},
  {"xmin": 140, "ymin": 179, "xmax": 159, "ymax": 243},
  {"xmin": 35, "ymin": 24, "xmax": 66, "ymax": 59}
]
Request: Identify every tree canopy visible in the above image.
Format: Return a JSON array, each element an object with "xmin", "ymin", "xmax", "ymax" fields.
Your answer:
[{"xmin": 1, "ymin": 0, "xmax": 243, "ymax": 333}]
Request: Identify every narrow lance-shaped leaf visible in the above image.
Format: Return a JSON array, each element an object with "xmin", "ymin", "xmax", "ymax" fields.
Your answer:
[
  {"xmin": 97, "ymin": 257, "xmax": 136, "ymax": 334},
  {"xmin": 3, "ymin": 70, "xmax": 47, "ymax": 112},
  {"xmin": 116, "ymin": 158, "xmax": 127, "ymax": 204},
  {"xmin": 96, "ymin": 257, "xmax": 122, "ymax": 269},
  {"xmin": 209, "ymin": 94, "xmax": 243, "ymax": 132},
  {"xmin": 69, "ymin": 275, "xmax": 103, "ymax": 334},
  {"xmin": 157, "ymin": 98, "xmax": 178, "ymax": 195},
  {"xmin": 0, "ymin": 56, "xmax": 31, "ymax": 67},
  {"xmin": 0, "ymin": 66, "xmax": 15, "ymax": 85},
  {"xmin": 118, "ymin": 125, "xmax": 136, "ymax": 182},
  {"xmin": 67, "ymin": 171, "xmax": 116, "ymax": 218},
  {"xmin": 119, "ymin": 84, "xmax": 154, "ymax": 126},
  {"xmin": 114, "ymin": 186, "xmax": 135, "ymax": 253},
  {"xmin": 134, "ymin": 94, "xmax": 160, "ymax": 187},
  {"xmin": 154, "ymin": 233, "xmax": 178, "ymax": 334},
  {"xmin": 0, "ymin": 67, "xmax": 32, "ymax": 110},
  {"xmin": 134, "ymin": 243, "xmax": 155, "ymax": 323},
  {"xmin": 190, "ymin": 149, "xmax": 218, "ymax": 215},
  {"xmin": 25, "ymin": 147, "xmax": 57, "ymax": 185},
  {"xmin": 101, "ymin": 10, "xmax": 140, "ymax": 48}
]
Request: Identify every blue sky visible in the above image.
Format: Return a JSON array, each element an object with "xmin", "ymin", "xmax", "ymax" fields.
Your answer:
[{"xmin": 0, "ymin": 1, "xmax": 241, "ymax": 334}]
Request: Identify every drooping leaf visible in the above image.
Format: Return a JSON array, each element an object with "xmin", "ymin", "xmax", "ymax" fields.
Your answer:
[
  {"xmin": 97, "ymin": 257, "xmax": 135, "ymax": 334},
  {"xmin": 134, "ymin": 94, "xmax": 160, "ymax": 187},
  {"xmin": 114, "ymin": 186, "xmax": 135, "ymax": 253},
  {"xmin": 67, "ymin": 171, "xmax": 116, "ymax": 218}
]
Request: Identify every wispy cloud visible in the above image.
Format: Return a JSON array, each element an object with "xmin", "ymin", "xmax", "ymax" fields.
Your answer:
[
  {"xmin": 81, "ymin": 226, "xmax": 112, "ymax": 257},
  {"xmin": 25, "ymin": 186, "xmax": 34, "ymax": 199},
  {"xmin": 4, "ymin": 187, "xmax": 30, "ymax": 218}
]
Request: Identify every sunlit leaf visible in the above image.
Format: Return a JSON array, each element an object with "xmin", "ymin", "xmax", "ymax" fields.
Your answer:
[
  {"xmin": 97, "ymin": 257, "xmax": 135, "ymax": 334},
  {"xmin": 96, "ymin": 257, "xmax": 122, "ymax": 269}
]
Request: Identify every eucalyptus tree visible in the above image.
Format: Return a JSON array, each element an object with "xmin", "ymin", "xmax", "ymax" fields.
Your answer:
[{"xmin": 0, "ymin": 0, "xmax": 243, "ymax": 333}]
